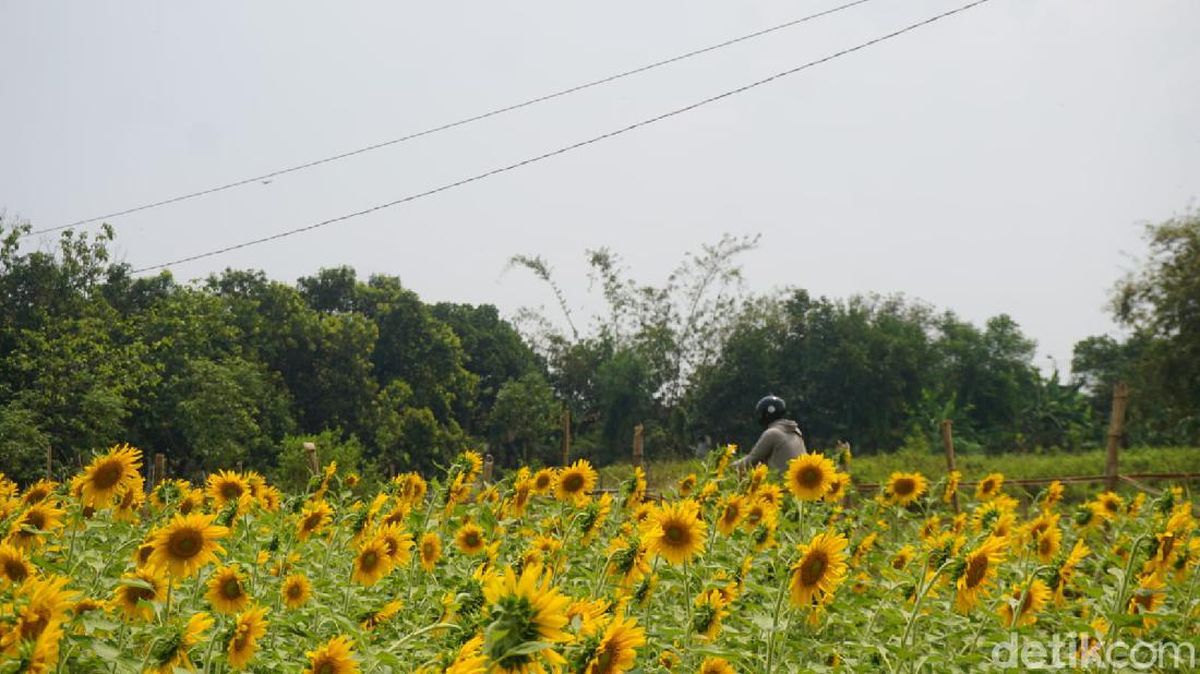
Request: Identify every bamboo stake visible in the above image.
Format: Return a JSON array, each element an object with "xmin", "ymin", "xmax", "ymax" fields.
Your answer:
[
  {"xmin": 561, "ymin": 409, "xmax": 572, "ymax": 467},
  {"xmin": 483, "ymin": 453, "xmax": 495, "ymax": 484},
  {"xmin": 154, "ymin": 453, "xmax": 166, "ymax": 490},
  {"xmin": 632, "ymin": 424, "xmax": 644, "ymax": 469},
  {"xmin": 303, "ymin": 442, "xmax": 319, "ymax": 475},
  {"xmin": 940, "ymin": 420, "xmax": 959, "ymax": 514},
  {"xmin": 1105, "ymin": 382, "xmax": 1129, "ymax": 492}
]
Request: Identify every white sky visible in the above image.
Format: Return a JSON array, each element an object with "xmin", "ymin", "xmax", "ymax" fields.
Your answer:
[{"xmin": 3, "ymin": 0, "xmax": 1198, "ymax": 374}]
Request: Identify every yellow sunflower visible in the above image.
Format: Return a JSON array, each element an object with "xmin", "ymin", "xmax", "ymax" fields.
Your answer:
[
  {"xmin": 716, "ymin": 495, "xmax": 745, "ymax": 536},
  {"xmin": 419, "ymin": 532, "xmax": 442, "ymax": 571},
  {"xmin": 178, "ymin": 488, "xmax": 205, "ymax": 515},
  {"xmin": 582, "ymin": 611, "xmax": 646, "ymax": 674},
  {"xmin": 447, "ymin": 633, "xmax": 488, "ymax": 674},
  {"xmin": 954, "ymin": 536, "xmax": 1007, "ymax": 613},
  {"xmin": 789, "ymin": 532, "xmax": 849, "ymax": 607},
  {"xmin": 532, "ymin": 468, "xmax": 557, "ymax": 495},
  {"xmin": 1033, "ymin": 526, "xmax": 1062, "ymax": 565},
  {"xmin": 303, "ymin": 635, "xmax": 359, "ymax": 674},
  {"xmin": 206, "ymin": 564, "xmax": 251, "ymax": 615},
  {"xmin": 1041, "ymin": 480, "xmax": 1063, "ymax": 511},
  {"xmin": 150, "ymin": 611, "xmax": 212, "ymax": 674},
  {"xmin": 891, "ymin": 545, "xmax": 916, "ymax": 571},
  {"xmin": 997, "ymin": 578, "xmax": 1050, "ymax": 627},
  {"xmin": 640, "ymin": 500, "xmax": 707, "ymax": 566},
  {"xmin": 481, "ymin": 564, "xmax": 571, "ymax": 673},
  {"xmin": 20, "ymin": 479, "xmax": 57, "ymax": 505},
  {"xmin": 114, "ymin": 568, "xmax": 165, "ymax": 621},
  {"xmin": 0, "ymin": 542, "xmax": 33, "ymax": 586},
  {"xmin": 692, "ymin": 590, "xmax": 730, "ymax": 640},
  {"xmin": 79, "ymin": 444, "xmax": 142, "ymax": 507},
  {"xmin": 698, "ymin": 657, "xmax": 736, "ymax": 674},
  {"xmin": 206, "ymin": 470, "xmax": 250, "ymax": 509},
  {"xmin": 297, "ymin": 500, "xmax": 334, "ymax": 541},
  {"xmin": 886, "ymin": 472, "xmax": 927, "ymax": 507},
  {"xmin": 555, "ymin": 459, "xmax": 598, "ymax": 505},
  {"xmin": 352, "ymin": 535, "xmax": 394, "ymax": 586},
  {"xmin": 374, "ymin": 522, "xmax": 414, "ymax": 565},
  {"xmin": 785, "ymin": 454, "xmax": 836, "ymax": 501},
  {"xmin": 148, "ymin": 512, "xmax": 229, "ymax": 579},
  {"xmin": 227, "ymin": 605, "xmax": 269, "ymax": 669},
  {"xmin": 7, "ymin": 501, "xmax": 66, "ymax": 550},
  {"xmin": 14, "ymin": 573, "xmax": 77, "ymax": 642},
  {"xmin": 975, "ymin": 473, "xmax": 1004, "ymax": 501},
  {"xmin": 677, "ymin": 474, "xmax": 697, "ymax": 497},
  {"xmin": 824, "ymin": 472, "xmax": 849, "ymax": 503},
  {"xmin": 361, "ymin": 599, "xmax": 404, "ymax": 630},
  {"xmin": 1094, "ymin": 491, "xmax": 1124, "ymax": 520},
  {"xmin": 944, "ymin": 470, "xmax": 962, "ymax": 504},
  {"xmin": 455, "ymin": 523, "xmax": 487, "ymax": 556},
  {"xmin": 282, "ymin": 574, "xmax": 312, "ymax": 609}
]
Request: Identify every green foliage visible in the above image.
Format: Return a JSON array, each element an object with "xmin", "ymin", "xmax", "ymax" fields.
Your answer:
[
  {"xmin": 488, "ymin": 372, "xmax": 560, "ymax": 467},
  {"xmin": 0, "ymin": 401, "xmax": 50, "ymax": 484},
  {"xmin": 1075, "ymin": 211, "xmax": 1200, "ymax": 445},
  {"xmin": 272, "ymin": 430, "xmax": 368, "ymax": 493}
]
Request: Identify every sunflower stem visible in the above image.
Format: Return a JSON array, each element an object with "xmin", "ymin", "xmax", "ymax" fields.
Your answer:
[
  {"xmin": 684, "ymin": 558, "xmax": 694, "ymax": 647},
  {"xmin": 165, "ymin": 577, "xmax": 173, "ymax": 621},
  {"xmin": 1104, "ymin": 533, "xmax": 1148, "ymax": 674},
  {"xmin": 765, "ymin": 556, "xmax": 790, "ymax": 674}
]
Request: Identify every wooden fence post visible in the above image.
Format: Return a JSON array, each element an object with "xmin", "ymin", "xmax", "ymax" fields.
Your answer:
[
  {"xmin": 1106, "ymin": 382, "xmax": 1130, "ymax": 492},
  {"xmin": 483, "ymin": 454, "xmax": 495, "ymax": 484},
  {"xmin": 153, "ymin": 453, "xmax": 166, "ymax": 490},
  {"xmin": 303, "ymin": 442, "xmax": 320, "ymax": 475},
  {"xmin": 561, "ymin": 409, "xmax": 572, "ymax": 466},
  {"xmin": 940, "ymin": 420, "xmax": 959, "ymax": 514},
  {"xmin": 632, "ymin": 424, "xmax": 644, "ymax": 469}
]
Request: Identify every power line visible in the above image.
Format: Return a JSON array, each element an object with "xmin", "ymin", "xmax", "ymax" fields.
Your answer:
[
  {"xmin": 31, "ymin": 0, "xmax": 880, "ymax": 238},
  {"xmin": 133, "ymin": 0, "xmax": 994, "ymax": 274}
]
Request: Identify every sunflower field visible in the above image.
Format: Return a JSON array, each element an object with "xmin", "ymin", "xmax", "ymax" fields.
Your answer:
[{"xmin": 2, "ymin": 444, "xmax": 1198, "ymax": 673}]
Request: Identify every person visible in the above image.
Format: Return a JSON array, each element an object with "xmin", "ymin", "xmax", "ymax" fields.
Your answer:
[{"xmin": 730, "ymin": 395, "xmax": 806, "ymax": 474}]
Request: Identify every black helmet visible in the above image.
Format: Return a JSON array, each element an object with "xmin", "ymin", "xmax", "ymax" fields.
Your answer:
[{"xmin": 756, "ymin": 395, "xmax": 786, "ymax": 427}]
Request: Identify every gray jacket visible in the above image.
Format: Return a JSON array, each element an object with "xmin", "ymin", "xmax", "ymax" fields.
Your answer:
[{"xmin": 730, "ymin": 419, "xmax": 807, "ymax": 474}]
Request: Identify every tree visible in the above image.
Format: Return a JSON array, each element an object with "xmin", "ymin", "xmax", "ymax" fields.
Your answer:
[{"xmin": 488, "ymin": 372, "xmax": 560, "ymax": 466}]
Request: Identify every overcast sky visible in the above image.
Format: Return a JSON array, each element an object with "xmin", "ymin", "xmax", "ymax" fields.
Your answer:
[{"xmin": 4, "ymin": 1, "xmax": 1198, "ymax": 374}]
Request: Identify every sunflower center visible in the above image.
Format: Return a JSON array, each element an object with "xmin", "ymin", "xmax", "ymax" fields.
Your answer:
[
  {"xmin": 798, "ymin": 467, "xmax": 822, "ymax": 489},
  {"xmin": 893, "ymin": 479, "xmax": 915, "ymax": 497},
  {"xmin": 220, "ymin": 483, "xmax": 244, "ymax": 501},
  {"xmin": 302, "ymin": 513, "xmax": 323, "ymax": 531},
  {"xmin": 981, "ymin": 479, "xmax": 995, "ymax": 494},
  {"xmin": 965, "ymin": 553, "xmax": 989, "ymax": 588},
  {"xmin": 168, "ymin": 528, "xmax": 202, "ymax": 559},
  {"xmin": 222, "ymin": 578, "xmax": 242, "ymax": 599},
  {"xmin": 24, "ymin": 509, "xmax": 48, "ymax": 531},
  {"xmin": 92, "ymin": 460, "xmax": 124, "ymax": 490},
  {"xmin": 288, "ymin": 584, "xmax": 303, "ymax": 599},
  {"xmin": 4, "ymin": 559, "xmax": 28, "ymax": 582},
  {"xmin": 361, "ymin": 551, "xmax": 379, "ymax": 571},
  {"xmin": 423, "ymin": 543, "xmax": 436, "ymax": 558},
  {"xmin": 722, "ymin": 505, "xmax": 738, "ymax": 523},
  {"xmin": 536, "ymin": 476, "xmax": 551, "ymax": 490},
  {"xmin": 562, "ymin": 473, "xmax": 584, "ymax": 493},
  {"xmin": 664, "ymin": 523, "xmax": 688, "ymax": 544},
  {"xmin": 464, "ymin": 532, "xmax": 480, "ymax": 547},
  {"xmin": 799, "ymin": 551, "xmax": 829, "ymax": 587},
  {"xmin": 129, "ymin": 586, "xmax": 156, "ymax": 603},
  {"xmin": 315, "ymin": 660, "xmax": 335, "ymax": 674}
]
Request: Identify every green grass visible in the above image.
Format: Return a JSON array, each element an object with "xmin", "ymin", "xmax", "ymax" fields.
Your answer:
[{"xmin": 599, "ymin": 446, "xmax": 1200, "ymax": 501}]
